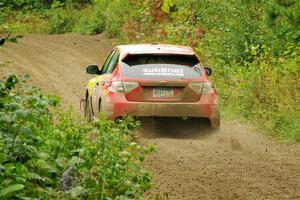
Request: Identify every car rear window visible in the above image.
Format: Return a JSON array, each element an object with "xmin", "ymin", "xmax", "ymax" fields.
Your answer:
[{"xmin": 121, "ymin": 54, "xmax": 202, "ymax": 79}]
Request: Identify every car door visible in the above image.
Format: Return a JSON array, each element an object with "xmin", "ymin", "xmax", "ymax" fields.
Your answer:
[{"xmin": 92, "ymin": 49, "xmax": 120, "ymax": 113}]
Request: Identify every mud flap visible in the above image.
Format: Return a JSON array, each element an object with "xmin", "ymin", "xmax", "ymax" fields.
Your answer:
[{"xmin": 210, "ymin": 117, "xmax": 220, "ymax": 129}]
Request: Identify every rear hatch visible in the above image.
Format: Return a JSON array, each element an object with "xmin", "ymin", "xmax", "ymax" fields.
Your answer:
[{"xmin": 121, "ymin": 54, "xmax": 204, "ymax": 102}]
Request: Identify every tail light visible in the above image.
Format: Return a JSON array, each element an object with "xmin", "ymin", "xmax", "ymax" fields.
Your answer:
[
  {"xmin": 123, "ymin": 82, "xmax": 139, "ymax": 93},
  {"xmin": 188, "ymin": 82, "xmax": 212, "ymax": 94},
  {"xmin": 109, "ymin": 81, "xmax": 139, "ymax": 93},
  {"xmin": 201, "ymin": 82, "xmax": 212, "ymax": 94},
  {"xmin": 189, "ymin": 83, "xmax": 203, "ymax": 94},
  {"xmin": 109, "ymin": 82, "xmax": 124, "ymax": 93}
]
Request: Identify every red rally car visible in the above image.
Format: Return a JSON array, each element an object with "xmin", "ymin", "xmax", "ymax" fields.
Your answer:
[{"xmin": 84, "ymin": 44, "xmax": 220, "ymax": 128}]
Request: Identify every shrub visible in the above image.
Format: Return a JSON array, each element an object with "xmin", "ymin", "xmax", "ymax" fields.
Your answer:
[
  {"xmin": 0, "ymin": 74, "xmax": 151, "ymax": 199},
  {"xmin": 212, "ymin": 53, "xmax": 300, "ymax": 142},
  {"xmin": 73, "ymin": 5, "xmax": 105, "ymax": 34},
  {"xmin": 47, "ymin": 2, "xmax": 79, "ymax": 34},
  {"xmin": 77, "ymin": 0, "xmax": 139, "ymax": 37}
]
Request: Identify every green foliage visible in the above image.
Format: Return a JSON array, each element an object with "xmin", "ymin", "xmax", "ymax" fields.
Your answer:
[
  {"xmin": 74, "ymin": 0, "xmax": 140, "ymax": 36},
  {"xmin": 265, "ymin": 0, "xmax": 300, "ymax": 27},
  {"xmin": 0, "ymin": 74, "xmax": 151, "ymax": 199},
  {"xmin": 102, "ymin": 0, "xmax": 135, "ymax": 37},
  {"xmin": 0, "ymin": 184, "xmax": 25, "ymax": 198},
  {"xmin": 1, "ymin": 0, "xmax": 139, "ymax": 36},
  {"xmin": 0, "ymin": 0, "xmax": 92, "ymax": 10},
  {"xmin": 0, "ymin": 0, "xmax": 45, "ymax": 11},
  {"xmin": 46, "ymin": 2, "xmax": 78, "ymax": 34},
  {"xmin": 213, "ymin": 54, "xmax": 300, "ymax": 142},
  {"xmin": 161, "ymin": 0, "xmax": 175, "ymax": 14},
  {"xmin": 263, "ymin": 0, "xmax": 300, "ymax": 56},
  {"xmin": 0, "ymin": 0, "xmax": 91, "ymax": 35},
  {"xmin": 73, "ymin": 5, "xmax": 105, "ymax": 35}
]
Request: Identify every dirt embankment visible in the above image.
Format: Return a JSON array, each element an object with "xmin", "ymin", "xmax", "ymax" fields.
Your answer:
[{"xmin": 1, "ymin": 35, "xmax": 299, "ymax": 200}]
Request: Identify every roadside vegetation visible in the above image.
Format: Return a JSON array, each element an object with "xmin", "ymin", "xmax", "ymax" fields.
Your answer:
[
  {"xmin": 0, "ymin": 75, "xmax": 151, "ymax": 199},
  {"xmin": 1, "ymin": 1, "xmax": 299, "ymax": 141}
]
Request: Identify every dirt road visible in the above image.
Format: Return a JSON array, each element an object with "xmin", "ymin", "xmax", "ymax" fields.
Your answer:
[{"xmin": 1, "ymin": 35, "xmax": 299, "ymax": 200}]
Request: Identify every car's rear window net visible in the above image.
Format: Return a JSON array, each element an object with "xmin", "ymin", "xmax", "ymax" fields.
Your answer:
[
  {"xmin": 122, "ymin": 54, "xmax": 199, "ymax": 67},
  {"xmin": 121, "ymin": 54, "xmax": 202, "ymax": 79}
]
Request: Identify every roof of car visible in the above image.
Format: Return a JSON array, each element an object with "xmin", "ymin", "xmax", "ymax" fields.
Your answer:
[{"xmin": 117, "ymin": 44, "xmax": 195, "ymax": 55}]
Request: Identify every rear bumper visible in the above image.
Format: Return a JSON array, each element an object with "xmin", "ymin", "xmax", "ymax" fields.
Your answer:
[{"xmin": 101, "ymin": 92, "xmax": 220, "ymax": 127}]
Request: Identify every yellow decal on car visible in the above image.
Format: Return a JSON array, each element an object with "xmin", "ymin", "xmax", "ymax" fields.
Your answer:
[{"xmin": 87, "ymin": 78, "xmax": 97, "ymax": 96}]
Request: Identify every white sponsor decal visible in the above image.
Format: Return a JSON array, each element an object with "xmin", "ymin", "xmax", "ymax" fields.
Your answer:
[{"xmin": 142, "ymin": 67, "xmax": 184, "ymax": 77}]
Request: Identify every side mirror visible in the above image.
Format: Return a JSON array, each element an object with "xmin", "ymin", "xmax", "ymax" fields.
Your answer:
[
  {"xmin": 86, "ymin": 65, "xmax": 100, "ymax": 75},
  {"xmin": 204, "ymin": 67, "xmax": 212, "ymax": 76}
]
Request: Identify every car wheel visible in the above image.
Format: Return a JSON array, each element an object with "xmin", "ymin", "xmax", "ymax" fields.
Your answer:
[{"xmin": 98, "ymin": 99, "xmax": 102, "ymax": 113}]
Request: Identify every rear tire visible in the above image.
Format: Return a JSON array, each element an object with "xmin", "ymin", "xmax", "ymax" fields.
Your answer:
[{"xmin": 98, "ymin": 99, "xmax": 103, "ymax": 113}]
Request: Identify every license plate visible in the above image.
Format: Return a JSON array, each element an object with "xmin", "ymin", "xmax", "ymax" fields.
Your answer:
[{"xmin": 153, "ymin": 88, "xmax": 174, "ymax": 98}]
